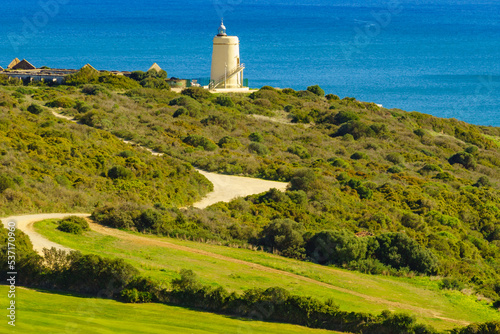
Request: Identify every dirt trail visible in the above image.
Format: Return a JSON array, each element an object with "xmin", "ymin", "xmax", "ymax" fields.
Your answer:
[
  {"xmin": 51, "ymin": 110, "xmax": 288, "ymax": 208},
  {"xmin": 1, "ymin": 213, "xmax": 90, "ymax": 253}
]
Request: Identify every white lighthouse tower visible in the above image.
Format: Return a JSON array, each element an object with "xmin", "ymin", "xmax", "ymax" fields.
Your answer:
[{"xmin": 210, "ymin": 20, "xmax": 245, "ymax": 90}]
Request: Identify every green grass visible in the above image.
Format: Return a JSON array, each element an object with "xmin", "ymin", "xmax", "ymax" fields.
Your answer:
[
  {"xmin": 0, "ymin": 286, "xmax": 339, "ymax": 334},
  {"xmin": 35, "ymin": 219, "xmax": 500, "ymax": 331}
]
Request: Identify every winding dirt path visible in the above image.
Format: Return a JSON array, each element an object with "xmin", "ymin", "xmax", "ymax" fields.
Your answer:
[{"xmin": 51, "ymin": 110, "xmax": 288, "ymax": 209}]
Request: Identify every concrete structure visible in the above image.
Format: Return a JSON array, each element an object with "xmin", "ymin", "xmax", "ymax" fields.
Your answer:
[{"xmin": 210, "ymin": 20, "xmax": 245, "ymax": 90}]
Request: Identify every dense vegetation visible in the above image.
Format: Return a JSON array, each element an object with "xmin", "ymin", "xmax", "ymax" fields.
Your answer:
[
  {"xmin": 1, "ymin": 75, "xmax": 500, "ymax": 329},
  {"xmin": 26, "ymin": 80, "xmax": 495, "ymax": 304},
  {"xmin": 0, "ymin": 85, "xmax": 212, "ymax": 215}
]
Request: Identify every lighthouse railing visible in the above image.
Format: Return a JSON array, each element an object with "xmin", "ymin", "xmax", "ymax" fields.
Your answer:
[{"xmin": 209, "ymin": 64, "xmax": 245, "ymax": 89}]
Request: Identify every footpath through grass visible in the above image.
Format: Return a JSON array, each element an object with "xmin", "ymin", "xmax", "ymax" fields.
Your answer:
[
  {"xmin": 35, "ymin": 219, "xmax": 500, "ymax": 331},
  {"xmin": 0, "ymin": 286, "xmax": 339, "ymax": 334}
]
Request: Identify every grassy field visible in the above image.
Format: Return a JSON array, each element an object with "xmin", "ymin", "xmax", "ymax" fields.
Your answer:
[
  {"xmin": 35, "ymin": 219, "xmax": 500, "ymax": 331},
  {"xmin": 0, "ymin": 286, "xmax": 340, "ymax": 334}
]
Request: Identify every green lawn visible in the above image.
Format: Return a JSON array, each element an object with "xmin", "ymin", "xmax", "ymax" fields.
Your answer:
[
  {"xmin": 35, "ymin": 219, "xmax": 500, "ymax": 331},
  {"xmin": 0, "ymin": 286, "xmax": 340, "ymax": 334}
]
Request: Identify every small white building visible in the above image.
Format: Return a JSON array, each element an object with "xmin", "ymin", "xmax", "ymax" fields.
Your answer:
[{"xmin": 209, "ymin": 20, "xmax": 246, "ymax": 90}]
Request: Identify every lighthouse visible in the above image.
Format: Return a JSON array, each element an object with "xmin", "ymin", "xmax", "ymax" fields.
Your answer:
[{"xmin": 210, "ymin": 20, "xmax": 245, "ymax": 90}]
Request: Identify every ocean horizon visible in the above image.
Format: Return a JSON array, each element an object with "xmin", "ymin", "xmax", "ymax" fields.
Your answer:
[{"xmin": 1, "ymin": 0, "xmax": 499, "ymax": 126}]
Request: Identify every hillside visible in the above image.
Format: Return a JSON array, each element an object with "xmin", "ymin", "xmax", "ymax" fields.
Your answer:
[{"xmin": 1, "ymin": 76, "xmax": 500, "ymax": 332}]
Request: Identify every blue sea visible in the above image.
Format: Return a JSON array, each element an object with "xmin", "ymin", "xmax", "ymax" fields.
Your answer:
[{"xmin": 1, "ymin": 0, "xmax": 499, "ymax": 126}]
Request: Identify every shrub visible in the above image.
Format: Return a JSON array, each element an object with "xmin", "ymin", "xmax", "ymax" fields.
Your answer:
[
  {"xmin": 373, "ymin": 233, "xmax": 439, "ymax": 274},
  {"xmin": 215, "ymin": 95, "xmax": 235, "ymax": 107},
  {"xmin": 334, "ymin": 121, "xmax": 375, "ymax": 139},
  {"xmin": 171, "ymin": 269, "xmax": 201, "ymax": 291},
  {"xmin": 60, "ymin": 216, "xmax": 90, "ymax": 231},
  {"xmin": 287, "ymin": 144, "xmax": 311, "ymax": 159},
  {"xmin": 108, "ymin": 166, "xmax": 134, "ymax": 179},
  {"xmin": 0, "ymin": 175, "xmax": 15, "ymax": 193},
  {"xmin": 439, "ymin": 277, "xmax": 465, "ymax": 291},
  {"xmin": 465, "ymin": 145, "xmax": 479, "ymax": 154},
  {"xmin": 325, "ymin": 94, "xmax": 340, "ymax": 100},
  {"xmin": 81, "ymin": 84, "xmax": 109, "ymax": 96},
  {"xmin": 449, "ymin": 152, "xmax": 477, "ymax": 170},
  {"xmin": 173, "ymin": 107, "xmax": 188, "ymax": 118},
  {"xmin": 218, "ymin": 136, "xmax": 241, "ymax": 149},
  {"xmin": 329, "ymin": 157, "xmax": 350, "ymax": 168},
  {"xmin": 260, "ymin": 219, "xmax": 305, "ymax": 258},
  {"xmin": 140, "ymin": 77, "xmax": 170, "ymax": 89},
  {"xmin": 57, "ymin": 221, "xmax": 83, "ymax": 234},
  {"xmin": 181, "ymin": 87, "xmax": 211, "ymax": 101},
  {"xmin": 248, "ymin": 142, "xmax": 269, "ymax": 156},
  {"xmin": 289, "ymin": 169, "xmax": 317, "ymax": 192},
  {"xmin": 434, "ymin": 172, "xmax": 455, "ymax": 181},
  {"xmin": 183, "ymin": 135, "xmax": 217, "ymax": 151},
  {"xmin": 351, "ymin": 152, "xmax": 368, "ymax": 160},
  {"xmin": 414, "ymin": 129, "xmax": 426, "ymax": 137},
  {"xmin": 386, "ymin": 152, "xmax": 405, "ymax": 164},
  {"xmin": 27, "ymin": 103, "xmax": 44, "ymax": 115},
  {"xmin": 306, "ymin": 230, "xmax": 367, "ymax": 265},
  {"xmin": 333, "ymin": 111, "xmax": 359, "ymax": 124},
  {"xmin": 388, "ymin": 166, "xmax": 402, "ymax": 174},
  {"xmin": 306, "ymin": 85, "xmax": 325, "ymax": 96},
  {"xmin": 46, "ymin": 97, "xmax": 74, "ymax": 108},
  {"xmin": 418, "ymin": 164, "xmax": 442, "ymax": 175},
  {"xmin": 474, "ymin": 176, "xmax": 492, "ymax": 188}
]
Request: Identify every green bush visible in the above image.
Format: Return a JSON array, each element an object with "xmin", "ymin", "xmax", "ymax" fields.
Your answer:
[
  {"xmin": 386, "ymin": 152, "xmax": 405, "ymax": 164},
  {"xmin": 449, "ymin": 152, "xmax": 477, "ymax": 170},
  {"xmin": 215, "ymin": 95, "xmax": 235, "ymax": 107},
  {"xmin": 334, "ymin": 121, "xmax": 375, "ymax": 140},
  {"xmin": 0, "ymin": 175, "xmax": 15, "ymax": 193},
  {"xmin": 474, "ymin": 176, "xmax": 492, "ymax": 188},
  {"xmin": 248, "ymin": 142, "xmax": 269, "ymax": 156},
  {"xmin": 260, "ymin": 219, "xmax": 305, "ymax": 258},
  {"xmin": 289, "ymin": 169, "xmax": 317, "ymax": 192},
  {"xmin": 439, "ymin": 277, "xmax": 465, "ymax": 291},
  {"xmin": 306, "ymin": 230, "xmax": 367, "ymax": 265},
  {"xmin": 183, "ymin": 135, "xmax": 217, "ymax": 151},
  {"xmin": 61, "ymin": 216, "xmax": 90, "ymax": 231},
  {"xmin": 306, "ymin": 85, "xmax": 325, "ymax": 96},
  {"xmin": 27, "ymin": 103, "xmax": 44, "ymax": 115},
  {"xmin": 46, "ymin": 97, "xmax": 75, "ymax": 108},
  {"xmin": 325, "ymin": 94, "xmax": 340, "ymax": 100},
  {"xmin": 108, "ymin": 166, "xmax": 134, "ymax": 179},
  {"xmin": 57, "ymin": 221, "xmax": 83, "ymax": 234},
  {"xmin": 351, "ymin": 152, "xmax": 369, "ymax": 160},
  {"xmin": 333, "ymin": 111, "xmax": 359, "ymax": 124},
  {"xmin": 388, "ymin": 166, "xmax": 402, "ymax": 174},
  {"xmin": 329, "ymin": 157, "xmax": 350, "ymax": 168},
  {"xmin": 287, "ymin": 144, "xmax": 310, "ymax": 159},
  {"xmin": 181, "ymin": 87, "xmax": 211, "ymax": 101},
  {"xmin": 81, "ymin": 84, "xmax": 109, "ymax": 96},
  {"xmin": 218, "ymin": 136, "xmax": 241, "ymax": 149}
]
